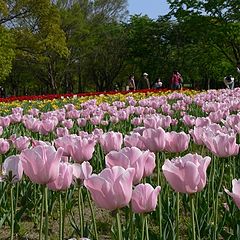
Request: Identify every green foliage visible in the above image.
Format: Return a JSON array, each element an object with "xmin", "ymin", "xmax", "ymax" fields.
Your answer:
[
  {"xmin": 1, "ymin": 0, "xmax": 240, "ymax": 94},
  {"xmin": 0, "ymin": 26, "xmax": 15, "ymax": 82}
]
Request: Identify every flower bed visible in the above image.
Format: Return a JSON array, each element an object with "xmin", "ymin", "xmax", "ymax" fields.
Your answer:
[{"xmin": 0, "ymin": 88, "xmax": 239, "ymax": 240}]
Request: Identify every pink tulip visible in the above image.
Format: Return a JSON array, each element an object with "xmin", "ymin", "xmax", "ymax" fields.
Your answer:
[
  {"xmin": 195, "ymin": 117, "xmax": 211, "ymax": 127},
  {"xmin": 31, "ymin": 139, "xmax": 51, "ymax": 147},
  {"xmin": 68, "ymin": 137, "xmax": 96, "ymax": 163},
  {"xmin": 72, "ymin": 161, "xmax": 92, "ymax": 180},
  {"xmin": 92, "ymin": 128, "xmax": 104, "ymax": 140},
  {"xmin": 100, "ymin": 120, "xmax": 109, "ymax": 126},
  {"xmin": 164, "ymin": 131, "xmax": 190, "ymax": 153},
  {"xmin": 62, "ymin": 119, "xmax": 74, "ymax": 129},
  {"xmin": 39, "ymin": 119, "xmax": 56, "ymax": 135},
  {"xmin": 20, "ymin": 145, "xmax": 63, "ymax": 185},
  {"xmin": 55, "ymin": 110, "xmax": 66, "ymax": 121},
  {"xmin": 0, "ymin": 138, "xmax": 10, "ymax": 154},
  {"xmin": 162, "ymin": 153, "xmax": 211, "ymax": 193},
  {"xmin": 2, "ymin": 155, "xmax": 23, "ymax": 182},
  {"xmin": 124, "ymin": 133, "xmax": 147, "ymax": 150},
  {"xmin": 0, "ymin": 126, "xmax": 3, "ymax": 136},
  {"xmin": 23, "ymin": 116, "xmax": 40, "ymax": 132},
  {"xmin": 77, "ymin": 118, "xmax": 87, "ymax": 127},
  {"xmin": 224, "ymin": 179, "xmax": 240, "ymax": 209},
  {"xmin": 143, "ymin": 151, "xmax": 156, "ymax": 178},
  {"xmin": 131, "ymin": 183, "xmax": 161, "ymax": 213},
  {"xmin": 65, "ymin": 103, "xmax": 75, "ymax": 111},
  {"xmin": 109, "ymin": 116, "xmax": 119, "ymax": 124},
  {"xmin": 189, "ymin": 127, "xmax": 205, "ymax": 145},
  {"xmin": 105, "ymin": 147, "xmax": 154, "ymax": 184},
  {"xmin": 133, "ymin": 127, "xmax": 146, "ymax": 135},
  {"xmin": 0, "ymin": 116, "xmax": 10, "ymax": 128},
  {"xmin": 140, "ymin": 127, "xmax": 166, "ymax": 152},
  {"xmin": 134, "ymin": 106, "xmax": 144, "ymax": 116},
  {"xmin": 208, "ymin": 110, "xmax": 226, "ymax": 123},
  {"xmin": 12, "ymin": 107, "xmax": 23, "ymax": 115},
  {"xmin": 182, "ymin": 115, "xmax": 196, "ymax": 127},
  {"xmin": 14, "ymin": 136, "xmax": 31, "ymax": 151},
  {"xmin": 143, "ymin": 115, "xmax": 171, "ymax": 129},
  {"xmin": 90, "ymin": 116, "xmax": 101, "ymax": 125},
  {"xmin": 47, "ymin": 162, "xmax": 73, "ymax": 191},
  {"xmin": 28, "ymin": 108, "xmax": 40, "ymax": 117},
  {"xmin": 99, "ymin": 131, "xmax": 123, "ymax": 154},
  {"xmin": 66, "ymin": 109, "xmax": 80, "ymax": 119},
  {"xmin": 78, "ymin": 131, "xmax": 90, "ymax": 139},
  {"xmin": 9, "ymin": 113, "xmax": 22, "ymax": 123},
  {"xmin": 55, "ymin": 135, "xmax": 76, "ymax": 156},
  {"xmin": 203, "ymin": 132, "xmax": 239, "ymax": 157},
  {"xmin": 117, "ymin": 109, "xmax": 129, "ymax": 121},
  {"xmin": 8, "ymin": 134, "xmax": 17, "ymax": 144},
  {"xmin": 100, "ymin": 102, "xmax": 111, "ymax": 111},
  {"xmin": 131, "ymin": 117, "xmax": 143, "ymax": 126},
  {"xmin": 171, "ymin": 118, "xmax": 178, "ymax": 126},
  {"xmin": 84, "ymin": 166, "xmax": 135, "ymax": 211},
  {"xmin": 56, "ymin": 127, "xmax": 69, "ymax": 137}
]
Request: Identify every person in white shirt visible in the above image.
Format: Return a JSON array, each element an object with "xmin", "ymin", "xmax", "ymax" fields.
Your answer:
[
  {"xmin": 153, "ymin": 78, "xmax": 163, "ymax": 89},
  {"xmin": 237, "ymin": 62, "xmax": 240, "ymax": 74},
  {"xmin": 224, "ymin": 75, "xmax": 234, "ymax": 89}
]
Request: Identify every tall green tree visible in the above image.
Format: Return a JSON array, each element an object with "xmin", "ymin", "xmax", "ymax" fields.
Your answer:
[
  {"xmin": 1, "ymin": 0, "xmax": 68, "ymax": 94},
  {"xmin": 167, "ymin": 0, "xmax": 240, "ymax": 63},
  {"xmin": 55, "ymin": 0, "xmax": 129, "ymax": 92},
  {"xmin": 0, "ymin": 26, "xmax": 15, "ymax": 82}
]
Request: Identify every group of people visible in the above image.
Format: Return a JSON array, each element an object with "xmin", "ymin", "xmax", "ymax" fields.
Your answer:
[
  {"xmin": 128, "ymin": 73, "xmax": 151, "ymax": 91},
  {"xmin": 223, "ymin": 63, "xmax": 240, "ymax": 90},
  {"xmin": 128, "ymin": 62, "xmax": 240, "ymax": 92},
  {"xmin": 128, "ymin": 70, "xmax": 183, "ymax": 91}
]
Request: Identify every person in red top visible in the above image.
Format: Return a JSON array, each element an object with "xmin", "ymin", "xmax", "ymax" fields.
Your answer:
[{"xmin": 171, "ymin": 70, "xmax": 183, "ymax": 90}]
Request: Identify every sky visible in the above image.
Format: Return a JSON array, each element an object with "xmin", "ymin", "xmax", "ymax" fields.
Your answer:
[{"xmin": 128, "ymin": 0, "xmax": 170, "ymax": 19}]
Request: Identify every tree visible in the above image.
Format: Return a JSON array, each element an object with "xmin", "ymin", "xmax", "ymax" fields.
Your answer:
[
  {"xmin": 0, "ymin": 26, "xmax": 15, "ymax": 82},
  {"xmin": 85, "ymin": 23, "xmax": 128, "ymax": 91},
  {"xmin": 2, "ymin": 0, "xmax": 69, "ymax": 94},
  {"xmin": 167, "ymin": 0, "xmax": 240, "ymax": 63},
  {"xmin": 55, "ymin": 0, "xmax": 129, "ymax": 92}
]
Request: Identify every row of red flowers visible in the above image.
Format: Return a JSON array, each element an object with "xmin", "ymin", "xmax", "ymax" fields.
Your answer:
[{"xmin": 0, "ymin": 88, "xmax": 176, "ymax": 102}]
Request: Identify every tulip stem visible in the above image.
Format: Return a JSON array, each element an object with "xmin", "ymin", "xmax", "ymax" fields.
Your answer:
[
  {"xmin": 10, "ymin": 184, "xmax": 14, "ymax": 240},
  {"xmin": 176, "ymin": 192, "xmax": 179, "ymax": 240},
  {"xmin": 39, "ymin": 187, "xmax": 44, "ymax": 240},
  {"xmin": 129, "ymin": 211, "xmax": 135, "ymax": 240},
  {"xmin": 86, "ymin": 190, "xmax": 98, "ymax": 240},
  {"xmin": 78, "ymin": 186, "xmax": 84, "ymax": 237},
  {"xmin": 62, "ymin": 191, "xmax": 67, "ymax": 238},
  {"xmin": 14, "ymin": 182, "xmax": 19, "ymax": 214},
  {"xmin": 207, "ymin": 156, "xmax": 214, "ymax": 223},
  {"xmin": 190, "ymin": 195, "xmax": 196, "ymax": 240},
  {"xmin": 59, "ymin": 193, "xmax": 63, "ymax": 240},
  {"xmin": 145, "ymin": 214, "xmax": 149, "ymax": 240},
  {"xmin": 116, "ymin": 210, "xmax": 123, "ymax": 240},
  {"xmin": 44, "ymin": 186, "xmax": 49, "ymax": 240},
  {"xmin": 141, "ymin": 214, "xmax": 145, "ymax": 240},
  {"xmin": 214, "ymin": 161, "xmax": 225, "ymax": 240},
  {"xmin": 157, "ymin": 153, "xmax": 162, "ymax": 239}
]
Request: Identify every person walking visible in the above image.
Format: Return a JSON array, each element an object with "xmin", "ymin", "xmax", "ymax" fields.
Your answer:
[
  {"xmin": 138, "ymin": 73, "xmax": 150, "ymax": 90},
  {"xmin": 171, "ymin": 70, "xmax": 182, "ymax": 90},
  {"xmin": 128, "ymin": 74, "xmax": 136, "ymax": 91}
]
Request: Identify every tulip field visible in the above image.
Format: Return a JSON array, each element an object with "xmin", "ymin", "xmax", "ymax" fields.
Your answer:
[{"xmin": 1, "ymin": 88, "xmax": 240, "ymax": 240}]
